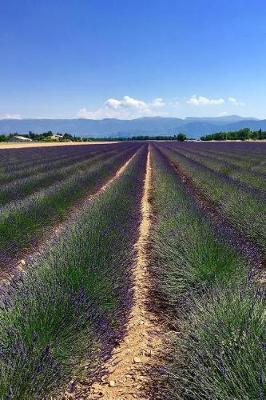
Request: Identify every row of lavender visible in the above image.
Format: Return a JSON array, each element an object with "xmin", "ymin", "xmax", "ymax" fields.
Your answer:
[
  {"xmin": 164, "ymin": 141, "xmax": 266, "ymax": 190},
  {"xmin": 0, "ymin": 143, "xmax": 137, "ymax": 197},
  {"xmin": 0, "ymin": 144, "xmax": 117, "ymax": 178},
  {"xmin": 0, "ymin": 144, "xmax": 148, "ymax": 399},
  {"xmin": 149, "ymin": 144, "xmax": 265, "ymax": 399},
  {"xmin": 0, "ymin": 142, "xmax": 141, "ymax": 273},
  {"xmin": 177, "ymin": 141, "xmax": 266, "ymax": 163},
  {"xmin": 157, "ymin": 142, "xmax": 266, "ymax": 257}
]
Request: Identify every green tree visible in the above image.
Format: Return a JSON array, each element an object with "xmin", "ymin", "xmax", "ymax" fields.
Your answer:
[{"xmin": 177, "ymin": 133, "xmax": 187, "ymax": 141}]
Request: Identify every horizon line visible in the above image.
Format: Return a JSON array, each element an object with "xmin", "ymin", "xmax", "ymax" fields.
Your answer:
[{"xmin": 0, "ymin": 115, "xmax": 260, "ymax": 121}]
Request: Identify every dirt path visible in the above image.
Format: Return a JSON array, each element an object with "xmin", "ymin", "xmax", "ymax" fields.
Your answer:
[
  {"xmin": 65, "ymin": 146, "xmax": 167, "ymax": 399},
  {"xmin": 0, "ymin": 142, "xmax": 118, "ymax": 149},
  {"xmin": 0, "ymin": 151, "xmax": 137, "ymax": 291}
]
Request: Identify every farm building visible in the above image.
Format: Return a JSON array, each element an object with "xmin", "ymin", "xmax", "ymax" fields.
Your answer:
[
  {"xmin": 50, "ymin": 134, "xmax": 63, "ymax": 140},
  {"xmin": 8, "ymin": 135, "xmax": 33, "ymax": 142}
]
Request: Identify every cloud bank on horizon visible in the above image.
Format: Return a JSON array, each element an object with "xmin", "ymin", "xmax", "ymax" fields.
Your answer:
[
  {"xmin": 77, "ymin": 95, "xmax": 246, "ymax": 120},
  {"xmin": 0, "ymin": 113, "xmax": 22, "ymax": 120},
  {"xmin": 78, "ymin": 96, "xmax": 166, "ymax": 119},
  {"xmin": 1, "ymin": 94, "xmax": 246, "ymax": 120}
]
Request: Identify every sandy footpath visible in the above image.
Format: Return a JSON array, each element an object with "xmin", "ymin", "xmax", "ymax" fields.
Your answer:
[{"xmin": 0, "ymin": 141, "xmax": 117, "ymax": 149}]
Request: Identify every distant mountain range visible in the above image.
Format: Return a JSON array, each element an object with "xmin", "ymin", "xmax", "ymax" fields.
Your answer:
[{"xmin": 0, "ymin": 115, "xmax": 265, "ymax": 138}]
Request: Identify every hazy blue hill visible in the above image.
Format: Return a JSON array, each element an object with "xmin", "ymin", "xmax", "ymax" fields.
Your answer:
[
  {"xmin": 0, "ymin": 116, "xmax": 266, "ymax": 138},
  {"xmin": 184, "ymin": 115, "xmax": 258, "ymax": 125},
  {"xmin": 221, "ymin": 119, "xmax": 266, "ymax": 132}
]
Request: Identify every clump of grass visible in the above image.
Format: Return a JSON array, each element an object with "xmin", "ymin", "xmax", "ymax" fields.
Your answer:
[{"xmin": 218, "ymin": 166, "xmax": 233, "ymax": 176}]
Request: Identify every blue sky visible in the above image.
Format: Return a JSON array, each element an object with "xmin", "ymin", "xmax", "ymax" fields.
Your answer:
[{"xmin": 1, "ymin": 0, "xmax": 266, "ymax": 119}]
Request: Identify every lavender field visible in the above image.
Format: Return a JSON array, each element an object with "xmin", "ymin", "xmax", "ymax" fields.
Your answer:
[{"xmin": 0, "ymin": 141, "xmax": 265, "ymax": 400}]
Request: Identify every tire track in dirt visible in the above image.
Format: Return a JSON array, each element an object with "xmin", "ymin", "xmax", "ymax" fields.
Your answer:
[
  {"xmin": 0, "ymin": 150, "xmax": 138, "ymax": 293},
  {"xmin": 63, "ymin": 145, "xmax": 168, "ymax": 399}
]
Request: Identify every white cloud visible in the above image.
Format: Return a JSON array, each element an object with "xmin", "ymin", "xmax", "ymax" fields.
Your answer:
[
  {"xmin": 0, "ymin": 113, "xmax": 21, "ymax": 119},
  {"xmin": 169, "ymin": 98, "xmax": 179, "ymax": 107},
  {"xmin": 150, "ymin": 97, "xmax": 165, "ymax": 107},
  {"xmin": 77, "ymin": 94, "xmax": 246, "ymax": 120},
  {"xmin": 186, "ymin": 95, "xmax": 245, "ymax": 108},
  {"xmin": 105, "ymin": 98, "xmax": 122, "ymax": 110},
  {"xmin": 228, "ymin": 97, "xmax": 245, "ymax": 106},
  {"xmin": 78, "ymin": 96, "xmax": 167, "ymax": 119},
  {"xmin": 187, "ymin": 95, "xmax": 225, "ymax": 106}
]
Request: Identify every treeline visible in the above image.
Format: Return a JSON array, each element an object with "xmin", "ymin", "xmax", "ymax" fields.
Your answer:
[
  {"xmin": 27, "ymin": 131, "xmax": 84, "ymax": 141},
  {"xmin": 0, "ymin": 132, "xmax": 189, "ymax": 142},
  {"xmin": 0, "ymin": 132, "xmax": 119, "ymax": 142},
  {"xmin": 201, "ymin": 128, "xmax": 266, "ymax": 141},
  {"xmin": 0, "ymin": 131, "xmax": 95, "ymax": 142},
  {"xmin": 131, "ymin": 133, "xmax": 187, "ymax": 141}
]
